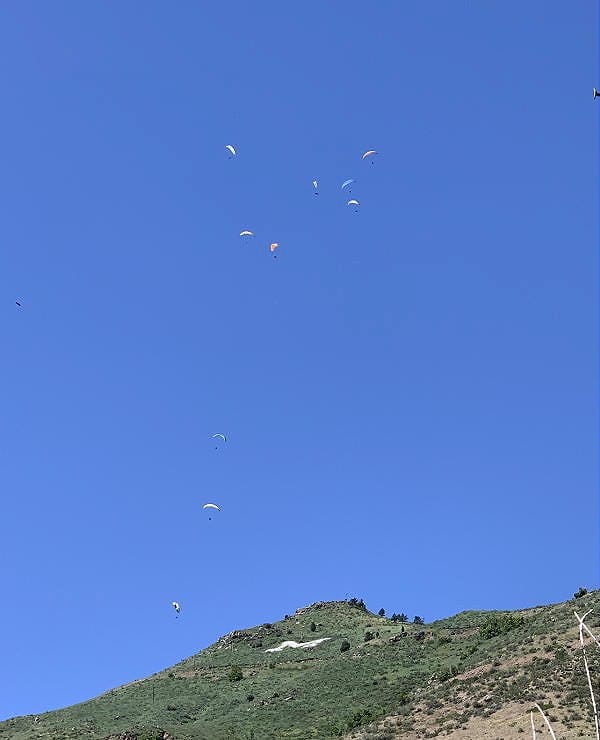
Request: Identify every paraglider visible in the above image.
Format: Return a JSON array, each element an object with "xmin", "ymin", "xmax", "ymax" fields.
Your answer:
[
  {"xmin": 172, "ymin": 601, "xmax": 181, "ymax": 617},
  {"xmin": 270, "ymin": 242, "xmax": 279, "ymax": 258},
  {"xmin": 15, "ymin": 301, "xmax": 21, "ymax": 307},
  {"xmin": 312, "ymin": 180, "xmax": 319, "ymax": 195},
  {"xmin": 203, "ymin": 502, "xmax": 221, "ymax": 521},
  {"xmin": 361, "ymin": 150, "xmax": 377, "ymax": 162},
  {"xmin": 347, "ymin": 199, "xmax": 360, "ymax": 212},
  {"xmin": 212, "ymin": 432, "xmax": 227, "ymax": 450},
  {"xmin": 239, "ymin": 230, "xmax": 254, "ymax": 237},
  {"xmin": 594, "ymin": 88, "xmax": 600, "ymax": 99},
  {"xmin": 341, "ymin": 179, "xmax": 355, "ymax": 191},
  {"xmin": 225, "ymin": 144, "xmax": 237, "ymax": 158}
]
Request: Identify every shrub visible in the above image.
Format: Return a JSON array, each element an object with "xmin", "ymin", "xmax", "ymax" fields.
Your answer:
[
  {"xmin": 555, "ymin": 647, "xmax": 568, "ymax": 663},
  {"xmin": 398, "ymin": 691, "xmax": 411, "ymax": 705},
  {"xmin": 136, "ymin": 731, "xmax": 173, "ymax": 740},
  {"xmin": 346, "ymin": 708, "xmax": 374, "ymax": 730},
  {"xmin": 364, "ymin": 631, "xmax": 374, "ymax": 642},
  {"xmin": 574, "ymin": 587, "xmax": 588, "ymax": 599},
  {"xmin": 310, "ymin": 621, "xmax": 316, "ymax": 632},
  {"xmin": 379, "ymin": 608, "xmax": 385, "ymax": 617},
  {"xmin": 246, "ymin": 694, "xmax": 254, "ymax": 702},
  {"xmin": 228, "ymin": 665, "xmax": 243, "ymax": 682},
  {"xmin": 437, "ymin": 667, "xmax": 453, "ymax": 682},
  {"xmin": 414, "ymin": 616, "xmax": 424, "ymax": 625},
  {"xmin": 340, "ymin": 639, "xmax": 351, "ymax": 652},
  {"xmin": 479, "ymin": 614, "xmax": 524, "ymax": 639}
]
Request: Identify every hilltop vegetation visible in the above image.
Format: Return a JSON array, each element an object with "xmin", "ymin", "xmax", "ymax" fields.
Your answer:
[{"xmin": 2, "ymin": 591, "xmax": 599, "ymax": 740}]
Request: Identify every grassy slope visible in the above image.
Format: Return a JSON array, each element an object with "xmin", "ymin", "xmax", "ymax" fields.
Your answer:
[{"xmin": 2, "ymin": 592, "xmax": 599, "ymax": 740}]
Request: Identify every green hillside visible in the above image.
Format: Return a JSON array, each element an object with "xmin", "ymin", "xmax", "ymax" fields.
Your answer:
[{"xmin": 2, "ymin": 591, "xmax": 599, "ymax": 740}]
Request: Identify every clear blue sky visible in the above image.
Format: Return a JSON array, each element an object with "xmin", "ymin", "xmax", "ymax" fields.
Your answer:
[{"xmin": 0, "ymin": 0, "xmax": 597, "ymax": 721}]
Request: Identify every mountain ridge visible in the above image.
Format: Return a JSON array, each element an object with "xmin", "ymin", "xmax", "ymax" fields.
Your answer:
[{"xmin": 2, "ymin": 590, "xmax": 598, "ymax": 740}]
